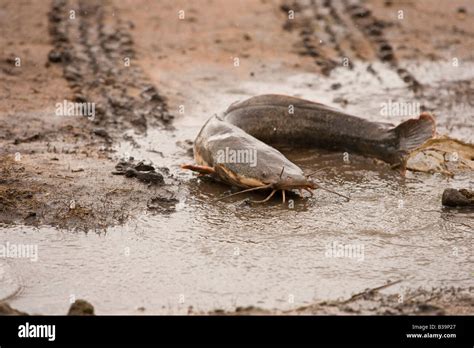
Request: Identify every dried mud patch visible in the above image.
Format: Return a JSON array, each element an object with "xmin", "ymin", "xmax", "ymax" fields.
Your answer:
[{"xmin": 0, "ymin": 154, "xmax": 179, "ymax": 231}]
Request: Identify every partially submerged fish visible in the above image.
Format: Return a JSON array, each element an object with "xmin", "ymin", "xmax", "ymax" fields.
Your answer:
[
  {"xmin": 183, "ymin": 94, "xmax": 436, "ymax": 201},
  {"xmin": 182, "ymin": 115, "xmax": 318, "ymax": 203},
  {"xmin": 224, "ymin": 95, "xmax": 436, "ymax": 167}
]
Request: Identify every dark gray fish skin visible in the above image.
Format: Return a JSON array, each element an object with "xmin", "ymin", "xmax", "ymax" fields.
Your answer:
[
  {"xmin": 223, "ymin": 94, "xmax": 436, "ymax": 166},
  {"xmin": 188, "ymin": 94, "xmax": 436, "ymax": 192},
  {"xmin": 194, "ymin": 115, "xmax": 313, "ymax": 190}
]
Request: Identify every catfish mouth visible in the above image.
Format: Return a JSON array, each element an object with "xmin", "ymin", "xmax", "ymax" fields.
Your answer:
[{"xmin": 273, "ymin": 169, "xmax": 318, "ymax": 191}]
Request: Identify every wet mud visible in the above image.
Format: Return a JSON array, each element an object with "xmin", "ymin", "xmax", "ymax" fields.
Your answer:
[
  {"xmin": 0, "ymin": 0, "xmax": 178, "ymax": 230},
  {"xmin": 49, "ymin": 0, "xmax": 173, "ymax": 132},
  {"xmin": 0, "ymin": 0, "xmax": 473, "ymax": 315}
]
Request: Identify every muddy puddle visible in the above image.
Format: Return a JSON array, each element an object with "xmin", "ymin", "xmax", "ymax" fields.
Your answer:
[{"xmin": 2, "ymin": 61, "xmax": 473, "ymax": 314}]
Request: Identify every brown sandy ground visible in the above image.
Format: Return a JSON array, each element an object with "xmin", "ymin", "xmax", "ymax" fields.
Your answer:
[
  {"xmin": 0, "ymin": 0, "xmax": 177, "ymax": 230},
  {"xmin": 0, "ymin": 0, "xmax": 472, "ymax": 313}
]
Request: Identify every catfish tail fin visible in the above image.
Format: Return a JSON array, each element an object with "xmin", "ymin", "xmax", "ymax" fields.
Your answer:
[
  {"xmin": 390, "ymin": 112, "xmax": 436, "ymax": 171},
  {"xmin": 395, "ymin": 112, "xmax": 436, "ymax": 152}
]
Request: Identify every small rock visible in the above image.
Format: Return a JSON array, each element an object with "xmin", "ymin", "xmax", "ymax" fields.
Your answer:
[
  {"xmin": 442, "ymin": 188, "xmax": 474, "ymax": 207},
  {"xmin": 136, "ymin": 171, "xmax": 164, "ymax": 185},
  {"xmin": 0, "ymin": 302, "xmax": 29, "ymax": 315},
  {"xmin": 68, "ymin": 299, "xmax": 95, "ymax": 315},
  {"xmin": 125, "ymin": 168, "xmax": 137, "ymax": 178},
  {"xmin": 135, "ymin": 161, "xmax": 155, "ymax": 172},
  {"xmin": 48, "ymin": 49, "xmax": 62, "ymax": 63},
  {"xmin": 93, "ymin": 128, "xmax": 110, "ymax": 139},
  {"xmin": 114, "ymin": 158, "xmax": 166, "ymax": 185}
]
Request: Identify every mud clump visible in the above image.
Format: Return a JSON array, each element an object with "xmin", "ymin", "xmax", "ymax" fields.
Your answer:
[
  {"xmin": 125, "ymin": 168, "xmax": 164, "ymax": 185},
  {"xmin": 112, "ymin": 157, "xmax": 166, "ymax": 185},
  {"xmin": 68, "ymin": 299, "xmax": 95, "ymax": 315},
  {"xmin": 0, "ymin": 302, "xmax": 29, "ymax": 315},
  {"xmin": 0, "ymin": 299, "xmax": 95, "ymax": 315},
  {"xmin": 442, "ymin": 188, "xmax": 474, "ymax": 207}
]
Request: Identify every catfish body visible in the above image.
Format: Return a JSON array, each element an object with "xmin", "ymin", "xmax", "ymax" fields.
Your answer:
[
  {"xmin": 193, "ymin": 115, "xmax": 313, "ymax": 190},
  {"xmin": 223, "ymin": 94, "xmax": 436, "ymax": 166},
  {"xmin": 185, "ymin": 94, "xmax": 436, "ymax": 193}
]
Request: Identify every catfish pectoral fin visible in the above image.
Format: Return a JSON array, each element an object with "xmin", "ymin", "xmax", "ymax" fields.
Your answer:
[{"xmin": 181, "ymin": 164, "xmax": 215, "ymax": 175}]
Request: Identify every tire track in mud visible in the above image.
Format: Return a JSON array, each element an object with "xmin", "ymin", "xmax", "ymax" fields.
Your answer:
[
  {"xmin": 343, "ymin": 0, "xmax": 422, "ymax": 93},
  {"xmin": 281, "ymin": 0, "xmax": 422, "ymax": 92},
  {"xmin": 282, "ymin": 0, "xmax": 340, "ymax": 75},
  {"xmin": 48, "ymin": 0, "xmax": 173, "ymax": 133}
]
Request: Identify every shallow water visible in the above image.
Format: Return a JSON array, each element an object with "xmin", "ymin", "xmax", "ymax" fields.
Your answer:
[{"xmin": 1, "ymin": 61, "xmax": 473, "ymax": 314}]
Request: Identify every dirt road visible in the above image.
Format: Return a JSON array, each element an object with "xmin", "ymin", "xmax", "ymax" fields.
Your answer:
[
  {"xmin": 1, "ymin": 0, "xmax": 473, "ymax": 229},
  {"xmin": 0, "ymin": 0, "xmax": 473, "ymax": 314}
]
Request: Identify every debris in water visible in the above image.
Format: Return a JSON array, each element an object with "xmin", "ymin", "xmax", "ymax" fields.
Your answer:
[
  {"xmin": 407, "ymin": 137, "xmax": 474, "ymax": 175},
  {"xmin": 112, "ymin": 157, "xmax": 166, "ymax": 185}
]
